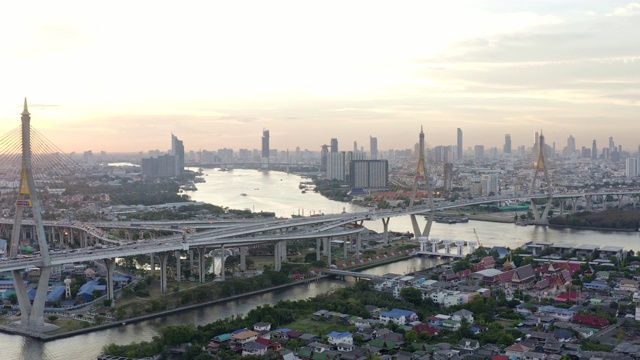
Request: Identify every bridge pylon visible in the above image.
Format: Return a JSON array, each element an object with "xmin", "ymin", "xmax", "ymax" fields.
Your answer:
[
  {"xmin": 409, "ymin": 126, "xmax": 435, "ymax": 238},
  {"xmin": 10, "ymin": 99, "xmax": 54, "ymax": 330},
  {"xmin": 529, "ymin": 131, "xmax": 553, "ymax": 225}
]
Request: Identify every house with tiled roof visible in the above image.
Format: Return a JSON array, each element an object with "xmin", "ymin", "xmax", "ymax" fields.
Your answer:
[
  {"xmin": 555, "ymin": 291, "xmax": 585, "ymax": 303},
  {"xmin": 504, "ymin": 343, "xmax": 531, "ymax": 359},
  {"xmin": 619, "ymin": 279, "xmax": 639, "ymax": 292},
  {"xmin": 573, "ymin": 314, "xmax": 609, "ymax": 329},
  {"xmin": 510, "ymin": 265, "xmax": 536, "ymax": 288}
]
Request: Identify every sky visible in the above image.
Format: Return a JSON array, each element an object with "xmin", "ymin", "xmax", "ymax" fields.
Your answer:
[{"xmin": 1, "ymin": 1, "xmax": 639, "ymax": 154}]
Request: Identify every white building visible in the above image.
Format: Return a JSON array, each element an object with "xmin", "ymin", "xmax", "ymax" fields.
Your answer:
[{"xmin": 626, "ymin": 158, "xmax": 638, "ymax": 178}]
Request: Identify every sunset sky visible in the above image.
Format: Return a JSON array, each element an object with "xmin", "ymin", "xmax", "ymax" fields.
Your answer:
[{"xmin": 1, "ymin": 1, "xmax": 639, "ymax": 154}]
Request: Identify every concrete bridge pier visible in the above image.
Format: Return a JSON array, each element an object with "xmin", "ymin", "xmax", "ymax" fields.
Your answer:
[
  {"xmin": 418, "ymin": 236, "xmax": 428, "ymax": 252},
  {"xmin": 280, "ymin": 241, "xmax": 288, "ymax": 263},
  {"xmin": 220, "ymin": 244, "xmax": 226, "ymax": 281},
  {"xmin": 189, "ymin": 249, "xmax": 194, "ymax": 275},
  {"xmin": 355, "ymin": 233, "xmax": 361, "ymax": 260},
  {"xmin": 559, "ymin": 200, "xmax": 564, "ymax": 217},
  {"xmin": 585, "ymin": 195, "xmax": 593, "ymax": 212},
  {"xmin": 149, "ymin": 254, "xmax": 156, "ymax": 278},
  {"xmin": 159, "ymin": 252, "xmax": 170, "ymax": 293},
  {"xmin": 197, "ymin": 247, "xmax": 206, "ymax": 283},
  {"xmin": 274, "ymin": 242, "xmax": 282, "ymax": 271},
  {"xmin": 174, "ymin": 250, "xmax": 182, "ymax": 282},
  {"xmin": 410, "ymin": 214, "xmax": 421, "ymax": 239},
  {"xmin": 381, "ymin": 218, "xmax": 390, "ymax": 246},
  {"xmin": 104, "ymin": 258, "xmax": 115, "ymax": 305},
  {"xmin": 316, "ymin": 239, "xmax": 321, "ymax": 261},
  {"xmin": 571, "ymin": 197, "xmax": 578, "ymax": 214},
  {"xmin": 617, "ymin": 194, "xmax": 624, "ymax": 209},
  {"xmin": 343, "ymin": 236, "xmax": 348, "ymax": 258},
  {"xmin": 240, "ymin": 246, "xmax": 247, "ymax": 272}
]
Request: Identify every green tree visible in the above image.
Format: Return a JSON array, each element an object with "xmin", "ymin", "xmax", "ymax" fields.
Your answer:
[{"xmin": 399, "ymin": 287, "xmax": 422, "ymax": 305}]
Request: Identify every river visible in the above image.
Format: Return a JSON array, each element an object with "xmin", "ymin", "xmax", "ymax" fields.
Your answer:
[{"xmin": 1, "ymin": 168, "xmax": 638, "ymax": 359}]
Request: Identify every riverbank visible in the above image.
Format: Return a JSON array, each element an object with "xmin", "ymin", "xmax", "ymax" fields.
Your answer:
[
  {"xmin": 0, "ymin": 275, "xmax": 329, "ymax": 342},
  {"xmin": 0, "ymin": 248, "xmax": 421, "ymax": 342}
]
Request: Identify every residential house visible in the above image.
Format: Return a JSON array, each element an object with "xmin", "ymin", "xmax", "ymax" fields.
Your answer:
[
  {"xmin": 326, "ymin": 331, "xmax": 353, "ymax": 346},
  {"xmin": 619, "ymin": 279, "xmax": 639, "ymax": 292},
  {"xmin": 253, "ymin": 322, "xmax": 272, "ymax": 332},
  {"xmin": 451, "ymin": 309, "xmax": 474, "ymax": 323},
  {"xmin": 379, "ymin": 308, "xmax": 418, "ymax": 325},
  {"xmin": 504, "ymin": 344, "xmax": 531, "ymax": 359},
  {"xmin": 537, "ymin": 306, "xmax": 575, "ymax": 321},
  {"xmin": 573, "ymin": 314, "xmax": 609, "ymax": 329},
  {"xmin": 241, "ymin": 341, "xmax": 267, "ymax": 357},
  {"xmin": 232, "ymin": 329, "xmax": 259, "ymax": 349}
]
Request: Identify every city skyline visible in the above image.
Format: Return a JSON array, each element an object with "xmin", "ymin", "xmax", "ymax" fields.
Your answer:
[{"xmin": 2, "ymin": 1, "xmax": 639, "ymax": 152}]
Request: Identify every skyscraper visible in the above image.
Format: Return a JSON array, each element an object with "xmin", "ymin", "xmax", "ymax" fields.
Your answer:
[
  {"xmin": 592, "ymin": 140, "xmax": 598, "ymax": 160},
  {"xmin": 503, "ymin": 134, "xmax": 511, "ymax": 154},
  {"xmin": 456, "ymin": 128, "xmax": 463, "ymax": 159},
  {"xmin": 330, "ymin": 138, "xmax": 338, "ymax": 153},
  {"xmin": 171, "ymin": 134, "xmax": 184, "ymax": 173},
  {"xmin": 320, "ymin": 144, "xmax": 329, "ymax": 172},
  {"xmin": 370, "ymin": 136, "xmax": 378, "ymax": 160},
  {"xmin": 350, "ymin": 160, "xmax": 388, "ymax": 189},
  {"xmin": 261, "ymin": 129, "xmax": 270, "ymax": 168}
]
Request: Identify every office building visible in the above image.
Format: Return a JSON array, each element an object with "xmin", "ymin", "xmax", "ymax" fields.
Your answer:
[
  {"xmin": 592, "ymin": 140, "xmax": 598, "ymax": 160},
  {"xmin": 370, "ymin": 136, "xmax": 378, "ymax": 160},
  {"xmin": 503, "ymin": 134, "xmax": 511, "ymax": 154},
  {"xmin": 350, "ymin": 160, "xmax": 388, "ymax": 189},
  {"xmin": 141, "ymin": 154, "xmax": 179, "ymax": 178},
  {"xmin": 474, "ymin": 145, "xmax": 484, "ymax": 160}
]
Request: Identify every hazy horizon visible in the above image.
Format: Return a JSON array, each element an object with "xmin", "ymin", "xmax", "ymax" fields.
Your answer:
[{"xmin": 2, "ymin": 1, "xmax": 639, "ymax": 153}]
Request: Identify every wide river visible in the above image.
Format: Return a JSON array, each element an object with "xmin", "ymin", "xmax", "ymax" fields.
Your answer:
[{"xmin": 2, "ymin": 168, "xmax": 639, "ymax": 359}]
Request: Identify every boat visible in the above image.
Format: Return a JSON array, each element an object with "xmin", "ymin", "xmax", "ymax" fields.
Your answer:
[
  {"xmin": 431, "ymin": 216, "xmax": 469, "ymax": 224},
  {"xmin": 241, "ymin": 193, "xmax": 247, "ymax": 196},
  {"xmin": 301, "ymin": 190, "xmax": 306, "ymax": 194}
]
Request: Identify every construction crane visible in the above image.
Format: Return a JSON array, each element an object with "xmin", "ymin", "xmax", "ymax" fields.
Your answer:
[{"xmin": 473, "ymin": 228, "xmax": 482, "ymax": 248}]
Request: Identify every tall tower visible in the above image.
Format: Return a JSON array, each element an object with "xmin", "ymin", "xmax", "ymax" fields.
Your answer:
[
  {"xmin": 330, "ymin": 138, "xmax": 338, "ymax": 153},
  {"xmin": 503, "ymin": 134, "xmax": 511, "ymax": 154},
  {"xmin": 261, "ymin": 129, "xmax": 270, "ymax": 169},
  {"xmin": 370, "ymin": 136, "xmax": 378, "ymax": 160},
  {"xmin": 409, "ymin": 126, "xmax": 436, "ymax": 238},
  {"xmin": 529, "ymin": 131, "xmax": 553, "ymax": 224},
  {"xmin": 10, "ymin": 99, "xmax": 52, "ymax": 328},
  {"xmin": 592, "ymin": 140, "xmax": 598, "ymax": 160},
  {"xmin": 456, "ymin": 128, "xmax": 463, "ymax": 160},
  {"xmin": 171, "ymin": 134, "xmax": 184, "ymax": 173}
]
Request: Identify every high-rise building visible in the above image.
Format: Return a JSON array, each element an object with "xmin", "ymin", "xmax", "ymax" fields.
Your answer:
[
  {"xmin": 171, "ymin": 134, "xmax": 184, "ymax": 173},
  {"xmin": 370, "ymin": 136, "xmax": 378, "ymax": 160},
  {"xmin": 83, "ymin": 150, "xmax": 94, "ymax": 165},
  {"xmin": 563, "ymin": 135, "xmax": 576, "ymax": 158},
  {"xmin": 353, "ymin": 141, "xmax": 357, "ymax": 153},
  {"xmin": 503, "ymin": 134, "xmax": 511, "ymax": 154},
  {"xmin": 327, "ymin": 151, "xmax": 346, "ymax": 180},
  {"xmin": 261, "ymin": 129, "xmax": 270, "ymax": 168},
  {"xmin": 592, "ymin": 140, "xmax": 598, "ymax": 160},
  {"xmin": 350, "ymin": 160, "xmax": 388, "ymax": 189},
  {"xmin": 330, "ymin": 138, "xmax": 338, "ymax": 153},
  {"xmin": 443, "ymin": 162, "xmax": 453, "ymax": 193},
  {"xmin": 474, "ymin": 145, "xmax": 484, "ymax": 160},
  {"xmin": 320, "ymin": 144, "xmax": 329, "ymax": 171},
  {"xmin": 609, "ymin": 136, "xmax": 615, "ymax": 153},
  {"xmin": 625, "ymin": 158, "xmax": 638, "ymax": 178},
  {"xmin": 456, "ymin": 128, "xmax": 463, "ymax": 159},
  {"xmin": 481, "ymin": 173, "xmax": 499, "ymax": 196}
]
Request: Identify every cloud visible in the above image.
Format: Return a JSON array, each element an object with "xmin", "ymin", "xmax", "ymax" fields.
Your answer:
[{"xmin": 607, "ymin": 2, "xmax": 640, "ymax": 16}]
